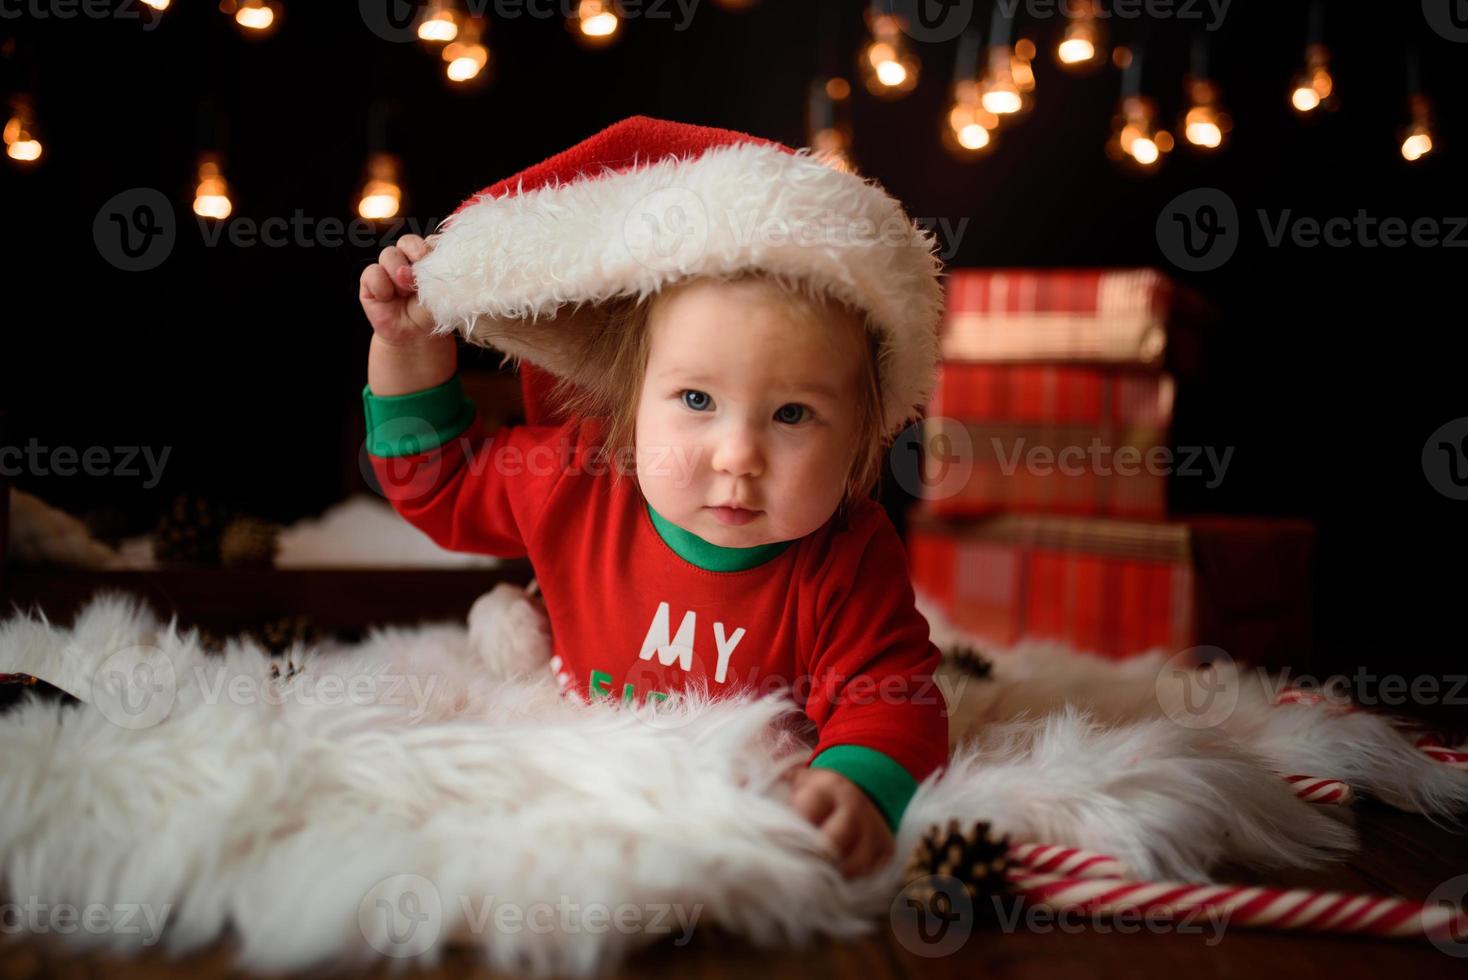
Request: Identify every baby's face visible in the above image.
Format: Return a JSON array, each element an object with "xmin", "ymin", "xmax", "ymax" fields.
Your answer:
[{"xmin": 634, "ymin": 278, "xmax": 865, "ymax": 548}]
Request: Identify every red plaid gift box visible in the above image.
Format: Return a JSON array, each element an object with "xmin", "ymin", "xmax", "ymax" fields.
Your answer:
[
  {"xmin": 939, "ymin": 267, "xmax": 1209, "ymax": 370},
  {"xmin": 925, "ymin": 365, "xmax": 1174, "ymax": 519},
  {"xmin": 908, "ymin": 509, "xmax": 1315, "ymax": 668}
]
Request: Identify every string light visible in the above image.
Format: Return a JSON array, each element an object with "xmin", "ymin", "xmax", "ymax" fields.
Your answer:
[
  {"xmin": 443, "ymin": 16, "xmax": 490, "ymax": 83},
  {"xmin": 1012, "ymin": 38, "xmax": 1037, "ymax": 94},
  {"xmin": 220, "ymin": 0, "xmax": 280, "ymax": 35},
  {"xmin": 568, "ymin": 0, "xmax": 620, "ymax": 47},
  {"xmin": 3, "ymin": 96, "xmax": 43, "ymax": 164},
  {"xmin": 1106, "ymin": 47, "xmax": 1171, "ymax": 170},
  {"xmin": 1401, "ymin": 95, "xmax": 1433, "ymax": 162},
  {"xmin": 859, "ymin": 1, "xmax": 920, "ymax": 99},
  {"xmin": 807, "ymin": 76, "xmax": 855, "ymax": 172},
  {"xmin": 979, "ymin": 4, "xmax": 1029, "ymax": 119},
  {"xmin": 358, "ymin": 153, "xmax": 403, "ymax": 221},
  {"xmin": 1181, "ymin": 36, "xmax": 1230, "ymax": 151},
  {"xmin": 192, "ymin": 153, "xmax": 233, "ymax": 220},
  {"xmin": 1400, "ymin": 50, "xmax": 1434, "ymax": 163},
  {"xmin": 1289, "ymin": 2, "xmax": 1333, "ymax": 113},
  {"xmin": 943, "ymin": 29, "xmax": 998, "ymax": 158},
  {"xmin": 1056, "ymin": 0, "xmax": 1103, "ymax": 70},
  {"xmin": 416, "ymin": 0, "xmax": 460, "ymax": 43}
]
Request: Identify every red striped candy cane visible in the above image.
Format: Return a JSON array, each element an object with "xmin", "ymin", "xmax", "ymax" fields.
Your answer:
[
  {"xmin": 1415, "ymin": 733, "xmax": 1468, "ymax": 771},
  {"xmin": 1282, "ymin": 774, "xmax": 1355, "ymax": 805},
  {"xmin": 1007, "ymin": 843, "xmax": 1125, "ymax": 879},
  {"xmin": 1005, "ymin": 869, "xmax": 1467, "ymax": 941}
]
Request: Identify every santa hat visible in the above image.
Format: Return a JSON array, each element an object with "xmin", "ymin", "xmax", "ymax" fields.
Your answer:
[{"xmin": 412, "ymin": 115, "xmax": 944, "ymax": 436}]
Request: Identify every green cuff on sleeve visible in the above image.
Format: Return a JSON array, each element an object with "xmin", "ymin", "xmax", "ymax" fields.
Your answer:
[
  {"xmin": 809, "ymin": 744, "xmax": 918, "ymax": 832},
  {"xmin": 362, "ymin": 374, "xmax": 477, "ymax": 458}
]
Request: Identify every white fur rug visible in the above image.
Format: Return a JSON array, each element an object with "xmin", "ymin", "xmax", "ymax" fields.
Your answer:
[{"xmin": 1, "ymin": 589, "xmax": 1465, "ymax": 976}]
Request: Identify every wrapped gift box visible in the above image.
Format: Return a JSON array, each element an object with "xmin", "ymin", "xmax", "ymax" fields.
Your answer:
[
  {"xmin": 925, "ymin": 364, "xmax": 1174, "ymax": 518},
  {"xmin": 939, "ymin": 267, "xmax": 1211, "ymax": 373},
  {"xmin": 908, "ymin": 508, "xmax": 1316, "ymax": 670}
]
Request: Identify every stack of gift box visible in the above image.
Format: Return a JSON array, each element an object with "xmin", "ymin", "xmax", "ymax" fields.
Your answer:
[{"xmin": 908, "ymin": 269, "xmax": 1314, "ymax": 668}]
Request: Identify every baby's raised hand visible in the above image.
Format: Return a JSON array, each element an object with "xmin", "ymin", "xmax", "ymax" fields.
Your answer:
[
  {"xmin": 359, "ymin": 233, "xmax": 437, "ymax": 348},
  {"xmin": 787, "ymin": 767, "xmax": 895, "ymax": 878}
]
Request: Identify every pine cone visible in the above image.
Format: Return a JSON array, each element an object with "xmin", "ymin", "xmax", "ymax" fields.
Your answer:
[
  {"xmin": 903, "ymin": 819, "xmax": 1011, "ymax": 907},
  {"xmin": 946, "ymin": 644, "xmax": 994, "ymax": 680},
  {"xmin": 153, "ymin": 494, "xmax": 230, "ymax": 567},
  {"xmin": 252, "ymin": 615, "xmax": 319, "ymax": 657},
  {"xmin": 220, "ymin": 516, "xmax": 281, "ymax": 568},
  {"xmin": 199, "ymin": 616, "xmax": 319, "ymax": 658}
]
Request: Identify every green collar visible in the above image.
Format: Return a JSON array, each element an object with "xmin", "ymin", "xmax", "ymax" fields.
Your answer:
[{"xmin": 645, "ymin": 501, "xmax": 794, "ymax": 572}]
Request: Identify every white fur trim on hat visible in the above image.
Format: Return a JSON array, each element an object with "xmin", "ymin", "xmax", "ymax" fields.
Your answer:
[{"xmin": 413, "ymin": 141, "xmax": 944, "ymax": 437}]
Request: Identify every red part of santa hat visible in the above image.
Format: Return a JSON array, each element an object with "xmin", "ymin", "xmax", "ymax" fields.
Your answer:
[{"xmin": 413, "ymin": 115, "xmax": 944, "ymax": 436}]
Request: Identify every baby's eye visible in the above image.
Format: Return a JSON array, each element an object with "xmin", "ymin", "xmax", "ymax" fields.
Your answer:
[
  {"xmin": 775, "ymin": 403, "xmax": 810, "ymax": 425},
  {"xmin": 680, "ymin": 390, "xmax": 712, "ymax": 412}
]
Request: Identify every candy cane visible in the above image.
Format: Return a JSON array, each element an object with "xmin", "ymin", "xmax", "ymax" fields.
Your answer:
[
  {"xmin": 1415, "ymin": 733, "xmax": 1468, "ymax": 771},
  {"xmin": 1007, "ymin": 843, "xmax": 1125, "ymax": 879},
  {"xmin": 1005, "ymin": 869, "xmax": 1467, "ymax": 941},
  {"xmin": 1282, "ymin": 774, "xmax": 1355, "ymax": 805},
  {"xmin": 1273, "ymin": 686, "xmax": 1466, "ymax": 753}
]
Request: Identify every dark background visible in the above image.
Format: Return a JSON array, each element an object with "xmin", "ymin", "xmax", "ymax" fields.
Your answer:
[{"xmin": 1, "ymin": 1, "xmax": 1464, "ymax": 682}]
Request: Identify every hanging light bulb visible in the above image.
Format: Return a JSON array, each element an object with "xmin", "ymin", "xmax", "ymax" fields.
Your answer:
[
  {"xmin": 1012, "ymin": 38, "xmax": 1037, "ymax": 93},
  {"xmin": 220, "ymin": 0, "xmax": 280, "ymax": 35},
  {"xmin": 1400, "ymin": 49, "xmax": 1434, "ymax": 163},
  {"xmin": 1056, "ymin": 0, "xmax": 1103, "ymax": 70},
  {"xmin": 1401, "ymin": 95, "xmax": 1434, "ymax": 162},
  {"xmin": 358, "ymin": 153, "xmax": 402, "ymax": 222},
  {"xmin": 1106, "ymin": 47, "xmax": 1171, "ymax": 170},
  {"xmin": 3, "ymin": 98, "xmax": 43, "ymax": 164},
  {"xmin": 141, "ymin": 0, "xmax": 171, "ymax": 10},
  {"xmin": 807, "ymin": 76, "xmax": 855, "ymax": 172},
  {"xmin": 1181, "ymin": 36, "xmax": 1230, "ymax": 151},
  {"xmin": 1289, "ymin": 2, "xmax": 1332, "ymax": 113},
  {"xmin": 978, "ymin": 4, "xmax": 1029, "ymax": 119},
  {"xmin": 1289, "ymin": 43, "xmax": 1333, "ymax": 112},
  {"xmin": 942, "ymin": 29, "xmax": 998, "ymax": 158},
  {"xmin": 443, "ymin": 16, "xmax": 490, "ymax": 83},
  {"xmin": 568, "ymin": 0, "xmax": 620, "ymax": 47},
  {"xmin": 417, "ymin": 0, "xmax": 460, "ymax": 43},
  {"xmin": 192, "ymin": 154, "xmax": 233, "ymax": 220},
  {"xmin": 1182, "ymin": 80, "xmax": 1229, "ymax": 149},
  {"xmin": 979, "ymin": 46, "xmax": 1023, "ymax": 115},
  {"xmin": 858, "ymin": 1, "xmax": 920, "ymax": 99}
]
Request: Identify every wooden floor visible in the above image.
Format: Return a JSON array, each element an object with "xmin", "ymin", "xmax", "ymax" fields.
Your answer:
[{"xmin": 2, "ymin": 800, "xmax": 1466, "ymax": 979}]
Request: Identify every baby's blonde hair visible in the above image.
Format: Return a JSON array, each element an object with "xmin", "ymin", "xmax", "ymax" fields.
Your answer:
[{"xmin": 546, "ymin": 272, "xmax": 888, "ymax": 509}]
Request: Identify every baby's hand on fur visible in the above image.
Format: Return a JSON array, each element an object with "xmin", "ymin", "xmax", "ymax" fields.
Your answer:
[
  {"xmin": 360, "ymin": 233, "xmax": 437, "ymax": 348},
  {"xmin": 787, "ymin": 767, "xmax": 894, "ymax": 878}
]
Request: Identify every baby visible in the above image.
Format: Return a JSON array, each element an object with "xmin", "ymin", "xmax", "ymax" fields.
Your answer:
[{"xmin": 357, "ymin": 117, "xmax": 949, "ymax": 879}]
